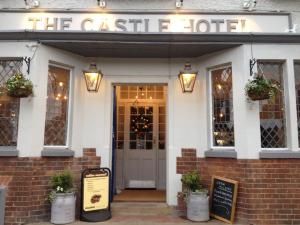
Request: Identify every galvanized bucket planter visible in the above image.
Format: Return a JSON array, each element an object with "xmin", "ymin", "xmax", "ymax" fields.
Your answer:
[
  {"xmin": 51, "ymin": 193, "xmax": 76, "ymax": 224},
  {"xmin": 186, "ymin": 191, "xmax": 210, "ymax": 222}
]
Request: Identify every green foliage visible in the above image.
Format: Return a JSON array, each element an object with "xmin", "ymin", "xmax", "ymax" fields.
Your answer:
[
  {"xmin": 6, "ymin": 73, "xmax": 33, "ymax": 97},
  {"xmin": 51, "ymin": 170, "xmax": 74, "ymax": 192},
  {"xmin": 245, "ymin": 75, "xmax": 281, "ymax": 100},
  {"xmin": 49, "ymin": 170, "xmax": 75, "ymax": 202},
  {"xmin": 181, "ymin": 171, "xmax": 205, "ymax": 193}
]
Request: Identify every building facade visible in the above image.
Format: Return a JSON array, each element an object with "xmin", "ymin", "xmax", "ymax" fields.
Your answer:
[{"xmin": 0, "ymin": 0, "xmax": 300, "ymax": 225}]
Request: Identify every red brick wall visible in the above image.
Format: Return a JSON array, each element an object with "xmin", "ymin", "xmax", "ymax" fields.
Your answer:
[
  {"xmin": 177, "ymin": 149, "xmax": 300, "ymax": 225},
  {"xmin": 0, "ymin": 148, "xmax": 101, "ymax": 225}
]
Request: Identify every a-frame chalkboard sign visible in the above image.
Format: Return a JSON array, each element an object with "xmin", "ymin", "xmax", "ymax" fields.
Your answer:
[
  {"xmin": 80, "ymin": 168, "xmax": 111, "ymax": 222},
  {"xmin": 210, "ymin": 176, "xmax": 238, "ymax": 224}
]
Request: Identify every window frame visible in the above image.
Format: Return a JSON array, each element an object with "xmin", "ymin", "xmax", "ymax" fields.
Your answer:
[
  {"xmin": 43, "ymin": 62, "xmax": 74, "ymax": 149},
  {"xmin": 208, "ymin": 64, "xmax": 235, "ymax": 150},
  {"xmin": 293, "ymin": 60, "xmax": 300, "ymax": 150},
  {"xmin": 258, "ymin": 60, "xmax": 288, "ymax": 151}
]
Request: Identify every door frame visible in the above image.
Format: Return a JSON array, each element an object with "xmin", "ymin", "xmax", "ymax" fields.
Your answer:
[{"xmin": 112, "ymin": 84, "xmax": 167, "ymax": 193}]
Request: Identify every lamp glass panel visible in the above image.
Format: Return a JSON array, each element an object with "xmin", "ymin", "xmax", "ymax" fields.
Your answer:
[
  {"xmin": 84, "ymin": 72, "xmax": 102, "ymax": 91},
  {"xmin": 180, "ymin": 73, "xmax": 196, "ymax": 92}
]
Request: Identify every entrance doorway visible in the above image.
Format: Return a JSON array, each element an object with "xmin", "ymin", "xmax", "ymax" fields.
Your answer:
[{"xmin": 113, "ymin": 85, "xmax": 167, "ymax": 201}]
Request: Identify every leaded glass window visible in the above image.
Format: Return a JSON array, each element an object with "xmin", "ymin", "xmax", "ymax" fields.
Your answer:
[
  {"xmin": 44, "ymin": 65, "xmax": 70, "ymax": 146},
  {"xmin": 0, "ymin": 59, "xmax": 22, "ymax": 146},
  {"xmin": 294, "ymin": 62, "xmax": 300, "ymax": 147},
  {"xmin": 259, "ymin": 62, "xmax": 286, "ymax": 148},
  {"xmin": 211, "ymin": 66, "xmax": 234, "ymax": 147}
]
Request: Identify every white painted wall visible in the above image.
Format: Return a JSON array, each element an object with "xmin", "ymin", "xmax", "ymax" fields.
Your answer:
[
  {"xmin": 1, "ymin": 42, "xmax": 300, "ymax": 205},
  {"xmin": 0, "ymin": 0, "xmax": 299, "ymax": 13},
  {"xmin": 0, "ymin": 42, "xmax": 86, "ymax": 157},
  {"xmin": 0, "ymin": 0, "xmax": 299, "ymax": 33}
]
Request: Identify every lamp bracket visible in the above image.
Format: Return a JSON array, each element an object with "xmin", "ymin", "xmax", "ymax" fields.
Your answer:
[
  {"xmin": 97, "ymin": 0, "xmax": 106, "ymax": 8},
  {"xmin": 176, "ymin": 0, "xmax": 183, "ymax": 8},
  {"xmin": 23, "ymin": 57, "xmax": 31, "ymax": 74},
  {"xmin": 249, "ymin": 58, "xmax": 257, "ymax": 76}
]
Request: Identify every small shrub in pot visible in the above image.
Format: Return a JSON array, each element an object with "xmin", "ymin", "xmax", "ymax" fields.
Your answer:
[
  {"xmin": 49, "ymin": 170, "xmax": 76, "ymax": 224},
  {"xmin": 181, "ymin": 171, "xmax": 209, "ymax": 222}
]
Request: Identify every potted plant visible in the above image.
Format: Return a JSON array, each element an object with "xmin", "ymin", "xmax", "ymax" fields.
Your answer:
[
  {"xmin": 181, "ymin": 171, "xmax": 209, "ymax": 222},
  {"xmin": 6, "ymin": 73, "xmax": 33, "ymax": 98},
  {"xmin": 49, "ymin": 170, "xmax": 76, "ymax": 225},
  {"xmin": 245, "ymin": 75, "xmax": 280, "ymax": 101}
]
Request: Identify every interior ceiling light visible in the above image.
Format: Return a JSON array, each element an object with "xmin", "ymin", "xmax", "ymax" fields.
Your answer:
[
  {"xmin": 175, "ymin": 0, "xmax": 183, "ymax": 8},
  {"xmin": 24, "ymin": 0, "xmax": 40, "ymax": 9}
]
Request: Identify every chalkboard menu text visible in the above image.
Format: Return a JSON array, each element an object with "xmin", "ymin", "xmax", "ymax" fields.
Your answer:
[{"xmin": 210, "ymin": 176, "xmax": 238, "ymax": 224}]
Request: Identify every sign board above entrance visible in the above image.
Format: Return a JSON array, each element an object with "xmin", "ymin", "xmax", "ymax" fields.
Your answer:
[{"xmin": 0, "ymin": 12, "xmax": 290, "ymax": 33}]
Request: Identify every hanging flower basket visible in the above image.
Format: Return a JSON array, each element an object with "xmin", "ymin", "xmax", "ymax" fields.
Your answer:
[
  {"xmin": 6, "ymin": 73, "xmax": 33, "ymax": 98},
  {"xmin": 245, "ymin": 75, "xmax": 280, "ymax": 101}
]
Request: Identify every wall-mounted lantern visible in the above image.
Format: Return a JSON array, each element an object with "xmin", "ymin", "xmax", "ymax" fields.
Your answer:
[
  {"xmin": 178, "ymin": 62, "xmax": 198, "ymax": 93},
  {"xmin": 83, "ymin": 63, "xmax": 103, "ymax": 92}
]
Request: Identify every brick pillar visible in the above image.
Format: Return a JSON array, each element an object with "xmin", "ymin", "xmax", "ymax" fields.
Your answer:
[
  {"xmin": 176, "ymin": 148, "xmax": 197, "ymax": 174},
  {"xmin": 176, "ymin": 148, "xmax": 197, "ymax": 215}
]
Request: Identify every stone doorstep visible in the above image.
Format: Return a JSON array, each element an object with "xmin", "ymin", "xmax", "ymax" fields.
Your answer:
[
  {"xmin": 26, "ymin": 202, "xmax": 247, "ymax": 225},
  {"xmin": 111, "ymin": 202, "xmax": 174, "ymax": 216},
  {"xmin": 27, "ymin": 219, "xmax": 246, "ymax": 225}
]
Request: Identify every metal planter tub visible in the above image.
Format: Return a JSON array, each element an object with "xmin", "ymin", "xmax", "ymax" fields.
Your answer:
[
  {"xmin": 51, "ymin": 193, "xmax": 76, "ymax": 224},
  {"xmin": 186, "ymin": 191, "xmax": 210, "ymax": 222}
]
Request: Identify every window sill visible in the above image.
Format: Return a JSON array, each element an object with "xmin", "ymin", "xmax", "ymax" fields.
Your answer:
[
  {"xmin": 259, "ymin": 150, "xmax": 300, "ymax": 159},
  {"xmin": 204, "ymin": 149, "xmax": 237, "ymax": 159},
  {"xmin": 0, "ymin": 147, "xmax": 19, "ymax": 157},
  {"xmin": 41, "ymin": 148, "xmax": 74, "ymax": 157}
]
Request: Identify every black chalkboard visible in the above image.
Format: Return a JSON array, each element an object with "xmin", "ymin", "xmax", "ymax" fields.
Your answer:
[{"xmin": 210, "ymin": 176, "xmax": 238, "ymax": 224}]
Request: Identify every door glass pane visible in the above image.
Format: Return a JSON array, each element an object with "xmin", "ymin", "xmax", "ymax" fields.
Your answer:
[
  {"xmin": 146, "ymin": 107, "xmax": 153, "ymax": 114},
  {"xmin": 146, "ymin": 132, "xmax": 153, "ymax": 141},
  {"xmin": 159, "ymin": 142, "xmax": 165, "ymax": 150},
  {"xmin": 130, "ymin": 107, "xmax": 137, "ymax": 114},
  {"xmin": 130, "ymin": 141, "xmax": 136, "ymax": 149},
  {"xmin": 130, "ymin": 106, "xmax": 153, "ymax": 150},
  {"xmin": 158, "ymin": 106, "xmax": 166, "ymax": 150},
  {"xmin": 117, "ymin": 105, "xmax": 125, "ymax": 150},
  {"xmin": 146, "ymin": 142, "xmax": 153, "ymax": 149}
]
